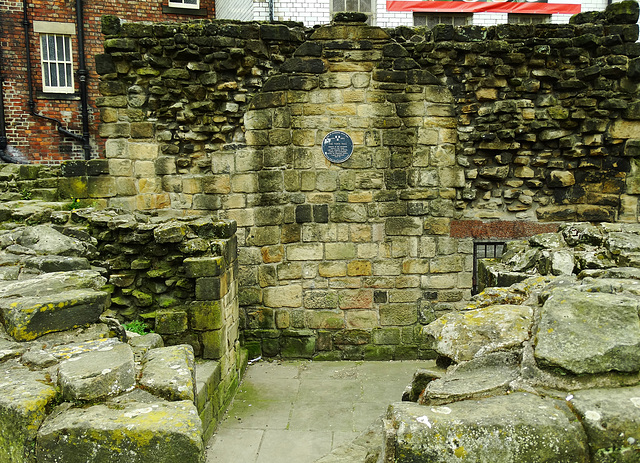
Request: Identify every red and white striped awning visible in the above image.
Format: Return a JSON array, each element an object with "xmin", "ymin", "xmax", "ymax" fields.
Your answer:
[{"xmin": 387, "ymin": 0, "xmax": 581, "ymax": 15}]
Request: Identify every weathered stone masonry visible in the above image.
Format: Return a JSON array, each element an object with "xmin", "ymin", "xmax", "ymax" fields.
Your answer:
[{"xmin": 83, "ymin": 2, "xmax": 640, "ymax": 359}]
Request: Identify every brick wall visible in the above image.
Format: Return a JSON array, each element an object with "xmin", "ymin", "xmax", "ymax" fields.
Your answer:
[{"xmin": 1, "ymin": 0, "xmax": 215, "ymax": 163}]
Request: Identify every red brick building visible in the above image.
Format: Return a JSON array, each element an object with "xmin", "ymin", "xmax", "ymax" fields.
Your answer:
[{"xmin": 0, "ymin": 0, "xmax": 215, "ymax": 164}]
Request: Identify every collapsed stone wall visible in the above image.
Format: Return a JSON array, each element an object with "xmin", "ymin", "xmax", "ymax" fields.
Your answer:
[
  {"xmin": 0, "ymin": 199, "xmax": 245, "ymax": 461},
  {"xmin": 32, "ymin": 2, "xmax": 640, "ymax": 359}
]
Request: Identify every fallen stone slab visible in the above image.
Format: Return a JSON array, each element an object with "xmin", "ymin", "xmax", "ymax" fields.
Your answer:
[
  {"xmin": 423, "ymin": 304, "xmax": 533, "ymax": 363},
  {"xmin": 57, "ymin": 342, "xmax": 136, "ymax": 401},
  {"xmin": 16, "ymin": 224, "xmax": 91, "ymax": 257},
  {"xmin": 534, "ymin": 288, "xmax": 640, "ymax": 374},
  {"xmin": 36, "ymin": 400, "xmax": 204, "ymax": 463},
  {"xmin": 23, "ymin": 255, "xmax": 91, "ymax": 272},
  {"xmin": 127, "ymin": 332, "xmax": 164, "ymax": 361},
  {"xmin": 139, "ymin": 345, "xmax": 196, "ymax": 402},
  {"xmin": 606, "ymin": 232, "xmax": 640, "ymax": 256},
  {"xmin": 0, "ymin": 288, "xmax": 109, "ymax": 341},
  {"xmin": 419, "ymin": 352, "xmax": 519, "ymax": 405},
  {"xmin": 0, "ymin": 269, "xmax": 106, "ymax": 298},
  {"xmin": 569, "ymin": 385, "xmax": 640, "ymax": 462},
  {"xmin": 0, "ymin": 364, "xmax": 58, "ymax": 463},
  {"xmin": 382, "ymin": 393, "xmax": 589, "ymax": 463},
  {"xmin": 577, "ymin": 277, "xmax": 640, "ymax": 296},
  {"xmin": 583, "ymin": 266, "xmax": 640, "ymax": 281}
]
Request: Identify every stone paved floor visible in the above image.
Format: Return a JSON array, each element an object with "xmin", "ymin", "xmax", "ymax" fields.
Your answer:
[{"xmin": 205, "ymin": 360, "xmax": 429, "ymax": 463}]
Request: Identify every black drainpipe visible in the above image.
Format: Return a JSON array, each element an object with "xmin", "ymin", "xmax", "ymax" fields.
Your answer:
[
  {"xmin": 0, "ymin": 9, "xmax": 10, "ymax": 162},
  {"xmin": 22, "ymin": 0, "xmax": 92, "ymax": 160},
  {"xmin": 75, "ymin": 0, "xmax": 91, "ymax": 161}
]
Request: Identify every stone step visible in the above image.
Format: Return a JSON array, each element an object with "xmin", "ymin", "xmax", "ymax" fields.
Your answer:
[
  {"xmin": 36, "ymin": 400, "xmax": 204, "ymax": 463},
  {"xmin": 0, "ymin": 364, "xmax": 58, "ymax": 463},
  {"xmin": 0, "ymin": 288, "xmax": 109, "ymax": 341}
]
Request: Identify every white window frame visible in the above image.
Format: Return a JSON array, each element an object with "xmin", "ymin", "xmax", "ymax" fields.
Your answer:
[
  {"xmin": 331, "ymin": 0, "xmax": 375, "ymax": 24},
  {"xmin": 34, "ymin": 22, "xmax": 75, "ymax": 94},
  {"xmin": 508, "ymin": 13, "xmax": 551, "ymax": 25},
  {"xmin": 168, "ymin": 0, "xmax": 200, "ymax": 10},
  {"xmin": 414, "ymin": 13, "xmax": 473, "ymax": 28}
]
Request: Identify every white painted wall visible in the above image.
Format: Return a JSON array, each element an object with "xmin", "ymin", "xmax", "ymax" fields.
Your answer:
[
  {"xmin": 215, "ymin": 0, "xmax": 254, "ymax": 20},
  {"xmin": 252, "ymin": 0, "xmax": 331, "ymax": 25},
  {"xmin": 216, "ymin": 0, "xmax": 630, "ymax": 28}
]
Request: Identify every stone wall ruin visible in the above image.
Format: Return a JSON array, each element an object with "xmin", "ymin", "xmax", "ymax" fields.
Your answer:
[{"xmin": 60, "ymin": 1, "xmax": 640, "ymax": 359}]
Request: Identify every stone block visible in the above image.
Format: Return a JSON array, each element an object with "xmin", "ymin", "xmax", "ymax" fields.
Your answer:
[
  {"xmin": 281, "ymin": 335, "xmax": 316, "ymax": 359},
  {"xmin": 372, "ymin": 327, "xmax": 401, "ymax": 345},
  {"xmin": 304, "ymin": 290, "xmax": 339, "ymax": 309},
  {"xmin": 287, "ymin": 243, "xmax": 323, "ymax": 260},
  {"xmin": 385, "ymin": 217, "xmax": 423, "ymax": 236},
  {"xmin": 36, "ymin": 400, "xmax": 203, "ymax": 463},
  {"xmin": 345, "ymin": 310, "xmax": 378, "ymax": 330},
  {"xmin": 338, "ymin": 289, "xmax": 373, "ymax": 309},
  {"xmin": 305, "ymin": 310, "xmax": 345, "ymax": 329},
  {"xmin": 109, "ymin": 159, "xmax": 133, "ymax": 176},
  {"xmin": 380, "ymin": 303, "xmax": 418, "ymax": 326},
  {"xmin": 1, "ymin": 289, "xmax": 108, "ymax": 342},
  {"xmin": 58, "ymin": 343, "xmax": 135, "ymax": 401},
  {"xmin": 155, "ymin": 310, "xmax": 188, "ymax": 334},
  {"xmin": 246, "ymin": 226, "xmax": 280, "ymax": 246},
  {"xmin": 202, "ymin": 329, "xmax": 226, "ymax": 359},
  {"xmin": 325, "ymin": 242, "xmax": 356, "ymax": 260},
  {"xmin": 88, "ymin": 176, "xmax": 117, "ymax": 198},
  {"xmin": 347, "ymin": 260, "xmax": 372, "ymax": 276},
  {"xmin": 184, "ymin": 256, "xmax": 226, "ymax": 278},
  {"xmin": 195, "ymin": 275, "xmax": 228, "ymax": 301},
  {"xmin": 139, "ymin": 345, "xmax": 196, "ymax": 402},
  {"xmin": 57, "ymin": 177, "xmax": 89, "ymax": 200},
  {"xmin": 263, "ymin": 284, "xmax": 302, "ymax": 308},
  {"xmin": 0, "ymin": 367, "xmax": 57, "ymax": 463}
]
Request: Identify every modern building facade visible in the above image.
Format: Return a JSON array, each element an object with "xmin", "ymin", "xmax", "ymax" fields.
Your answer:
[{"xmin": 216, "ymin": 0, "xmax": 609, "ymax": 28}]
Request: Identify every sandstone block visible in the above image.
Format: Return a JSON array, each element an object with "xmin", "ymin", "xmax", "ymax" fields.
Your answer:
[
  {"xmin": 338, "ymin": 289, "xmax": 373, "ymax": 309},
  {"xmin": 263, "ymin": 284, "xmax": 302, "ymax": 308},
  {"xmin": 57, "ymin": 342, "xmax": 135, "ymax": 401},
  {"xmin": 0, "ymin": 367, "xmax": 58, "ymax": 463},
  {"xmin": 139, "ymin": 345, "xmax": 196, "ymax": 402},
  {"xmin": 1, "ymin": 289, "xmax": 109, "ymax": 342},
  {"xmin": 155, "ymin": 309, "xmax": 188, "ymax": 334},
  {"xmin": 36, "ymin": 400, "xmax": 203, "ymax": 463},
  {"xmin": 305, "ymin": 310, "xmax": 345, "ymax": 329},
  {"xmin": 535, "ymin": 289, "xmax": 640, "ymax": 374},
  {"xmin": 345, "ymin": 310, "xmax": 378, "ymax": 330},
  {"xmin": 383, "ymin": 394, "xmax": 589, "ymax": 463},
  {"xmin": 424, "ymin": 304, "xmax": 533, "ymax": 363}
]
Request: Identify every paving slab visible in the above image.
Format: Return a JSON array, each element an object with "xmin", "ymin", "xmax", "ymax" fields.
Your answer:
[{"xmin": 206, "ymin": 360, "xmax": 428, "ymax": 463}]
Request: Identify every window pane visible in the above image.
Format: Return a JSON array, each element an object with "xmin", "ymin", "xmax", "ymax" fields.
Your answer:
[
  {"xmin": 360, "ymin": 0, "xmax": 371, "ymax": 12},
  {"xmin": 185, "ymin": 0, "xmax": 198, "ymax": 4},
  {"xmin": 48, "ymin": 35, "xmax": 56, "ymax": 61},
  {"xmin": 65, "ymin": 63, "xmax": 72, "ymax": 86},
  {"xmin": 50, "ymin": 63, "xmax": 58, "ymax": 86},
  {"xmin": 63, "ymin": 37, "xmax": 71, "ymax": 60},
  {"xmin": 333, "ymin": 0, "xmax": 344, "ymax": 11},
  {"xmin": 58, "ymin": 63, "xmax": 66, "ymax": 86},
  {"xmin": 56, "ymin": 36, "xmax": 64, "ymax": 60},
  {"xmin": 43, "ymin": 63, "xmax": 50, "ymax": 86},
  {"xmin": 41, "ymin": 36, "xmax": 48, "ymax": 60},
  {"xmin": 346, "ymin": 0, "xmax": 358, "ymax": 11}
]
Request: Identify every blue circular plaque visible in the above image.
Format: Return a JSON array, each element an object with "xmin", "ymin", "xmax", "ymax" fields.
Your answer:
[{"xmin": 322, "ymin": 131, "xmax": 353, "ymax": 163}]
